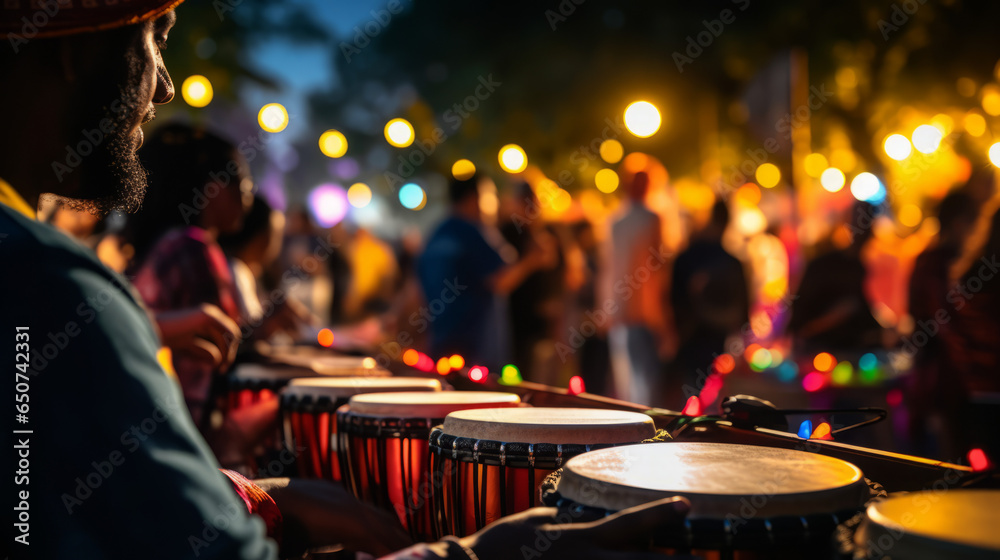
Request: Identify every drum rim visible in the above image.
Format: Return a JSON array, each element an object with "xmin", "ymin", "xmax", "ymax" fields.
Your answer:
[
  {"xmin": 428, "ymin": 426, "xmax": 629, "ymax": 469},
  {"xmin": 860, "ymin": 489, "xmax": 1000, "ymax": 555},
  {"xmin": 440, "ymin": 407, "xmax": 656, "ymax": 445},
  {"xmin": 556, "ymin": 442, "xmax": 870, "ymax": 518},
  {"xmin": 347, "ymin": 391, "xmax": 522, "ymax": 417}
]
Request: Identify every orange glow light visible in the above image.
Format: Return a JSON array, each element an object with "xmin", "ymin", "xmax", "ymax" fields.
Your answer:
[
  {"xmin": 449, "ymin": 354, "xmax": 465, "ymax": 370},
  {"xmin": 436, "ymin": 357, "xmax": 450, "ymax": 375},
  {"xmin": 317, "ymin": 328, "xmax": 335, "ymax": 348},
  {"xmin": 813, "ymin": 352, "xmax": 836, "ymax": 372},
  {"xmin": 810, "ymin": 422, "xmax": 834, "ymax": 440},
  {"xmin": 402, "ymin": 349, "xmax": 419, "ymax": 366},
  {"xmin": 713, "ymin": 354, "xmax": 736, "ymax": 375}
]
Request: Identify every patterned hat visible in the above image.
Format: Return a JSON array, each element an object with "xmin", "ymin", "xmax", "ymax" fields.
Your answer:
[{"xmin": 1, "ymin": 0, "xmax": 183, "ymax": 40}]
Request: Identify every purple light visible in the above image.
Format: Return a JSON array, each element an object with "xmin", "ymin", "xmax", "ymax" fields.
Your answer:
[{"xmin": 308, "ymin": 184, "xmax": 349, "ymax": 228}]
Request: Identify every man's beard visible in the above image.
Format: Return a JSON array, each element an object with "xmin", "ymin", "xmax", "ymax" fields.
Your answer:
[{"xmin": 62, "ymin": 48, "xmax": 150, "ymax": 217}]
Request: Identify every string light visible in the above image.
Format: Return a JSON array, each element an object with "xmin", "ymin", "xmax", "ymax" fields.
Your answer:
[
  {"xmin": 811, "ymin": 422, "xmax": 834, "ymax": 440},
  {"xmin": 316, "ymin": 328, "xmax": 334, "ymax": 348},
  {"xmin": 469, "ymin": 366, "xmax": 488, "ymax": 383},
  {"xmin": 968, "ymin": 448, "xmax": 992, "ymax": 472},
  {"xmin": 436, "ymin": 357, "xmax": 450, "ymax": 375},
  {"xmin": 568, "ymin": 375, "xmax": 586, "ymax": 395},
  {"xmin": 449, "ymin": 355, "xmax": 465, "ymax": 370},
  {"xmin": 682, "ymin": 395, "xmax": 703, "ymax": 416},
  {"xmin": 798, "ymin": 420, "xmax": 813, "ymax": 439},
  {"xmin": 402, "ymin": 349, "xmax": 419, "ymax": 366},
  {"xmin": 499, "ymin": 364, "xmax": 522, "ymax": 385}
]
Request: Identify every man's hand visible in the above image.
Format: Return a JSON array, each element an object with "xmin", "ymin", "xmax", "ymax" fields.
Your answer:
[
  {"xmin": 460, "ymin": 496, "xmax": 690, "ymax": 560},
  {"xmin": 255, "ymin": 478, "xmax": 413, "ymax": 557},
  {"xmin": 155, "ymin": 304, "xmax": 241, "ymax": 371}
]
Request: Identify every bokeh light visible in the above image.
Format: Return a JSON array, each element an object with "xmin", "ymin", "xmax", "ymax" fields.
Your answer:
[
  {"xmin": 402, "ymin": 349, "xmax": 419, "ymax": 366},
  {"xmin": 883, "ymin": 134, "xmax": 912, "ymax": 161},
  {"xmin": 850, "ymin": 172, "xmax": 881, "ymax": 201},
  {"xmin": 347, "ymin": 183, "xmax": 372, "ymax": 208},
  {"xmin": 436, "ymin": 357, "xmax": 450, "ymax": 375},
  {"xmin": 319, "ymin": 129, "xmax": 348, "ymax": 158},
  {"xmin": 989, "ymin": 142, "xmax": 1000, "ymax": 168},
  {"xmin": 399, "ymin": 183, "xmax": 426, "ymax": 210},
  {"xmin": 568, "ymin": 375, "xmax": 586, "ymax": 395},
  {"xmin": 749, "ymin": 348, "xmax": 773, "ymax": 371},
  {"xmin": 982, "ymin": 85, "xmax": 1000, "ymax": 116},
  {"xmin": 317, "ymin": 328, "xmax": 334, "ymax": 348},
  {"xmin": 595, "ymin": 168, "xmax": 620, "ymax": 193},
  {"xmin": 804, "ymin": 153, "xmax": 828, "ymax": 178},
  {"xmin": 755, "ymin": 163, "xmax": 781, "ymax": 188},
  {"xmin": 499, "ymin": 364, "xmax": 522, "ymax": 385},
  {"xmin": 820, "ymin": 168, "xmax": 846, "ymax": 192},
  {"xmin": 599, "ymin": 139, "xmax": 624, "ymax": 163},
  {"xmin": 498, "ymin": 144, "xmax": 527, "ymax": 173},
  {"xmin": 308, "ymin": 184, "xmax": 349, "ymax": 227},
  {"xmin": 258, "ymin": 103, "xmax": 289, "ymax": 133},
  {"xmin": 468, "ymin": 366, "xmax": 488, "ymax": 383},
  {"xmin": 384, "ymin": 118, "xmax": 415, "ymax": 148},
  {"xmin": 449, "ymin": 354, "xmax": 465, "ymax": 370},
  {"xmin": 813, "ymin": 352, "xmax": 835, "ymax": 372},
  {"xmin": 452, "ymin": 159, "xmax": 476, "ymax": 180},
  {"xmin": 964, "ymin": 113, "xmax": 987, "ymax": 137},
  {"xmin": 802, "ymin": 371, "xmax": 826, "ymax": 392},
  {"xmin": 859, "ymin": 352, "xmax": 878, "ymax": 371},
  {"xmin": 181, "ymin": 75, "xmax": 213, "ymax": 108},
  {"xmin": 911, "ymin": 124, "xmax": 943, "ymax": 154},
  {"xmin": 713, "ymin": 354, "xmax": 735, "ymax": 374},
  {"xmin": 831, "ymin": 361, "xmax": 853, "ymax": 385},
  {"xmin": 898, "ymin": 204, "xmax": 922, "ymax": 227},
  {"xmin": 623, "ymin": 101, "xmax": 661, "ymax": 137}
]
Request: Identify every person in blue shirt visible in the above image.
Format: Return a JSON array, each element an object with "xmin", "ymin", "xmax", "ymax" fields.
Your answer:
[{"xmin": 417, "ymin": 174, "xmax": 554, "ymax": 369}]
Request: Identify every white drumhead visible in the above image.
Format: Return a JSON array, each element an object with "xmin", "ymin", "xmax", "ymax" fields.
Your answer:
[
  {"xmin": 309, "ymin": 356, "xmax": 390, "ymax": 377},
  {"xmin": 557, "ymin": 442, "xmax": 869, "ymax": 518},
  {"xmin": 860, "ymin": 490, "xmax": 1000, "ymax": 559},
  {"xmin": 230, "ymin": 363, "xmax": 311, "ymax": 381},
  {"xmin": 282, "ymin": 377, "xmax": 441, "ymax": 399},
  {"xmin": 347, "ymin": 391, "xmax": 521, "ymax": 417},
  {"xmin": 440, "ymin": 407, "xmax": 655, "ymax": 445}
]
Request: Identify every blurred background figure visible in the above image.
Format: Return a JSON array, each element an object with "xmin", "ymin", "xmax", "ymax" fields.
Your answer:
[
  {"xmin": 945, "ymin": 204, "xmax": 1000, "ymax": 458},
  {"xmin": 499, "ymin": 181, "xmax": 564, "ymax": 385},
  {"xmin": 600, "ymin": 171, "xmax": 670, "ymax": 404},
  {"xmin": 218, "ymin": 195, "xmax": 315, "ymax": 341},
  {"xmin": 417, "ymin": 174, "xmax": 553, "ymax": 369},
  {"xmin": 670, "ymin": 200, "xmax": 749, "ymax": 404},
  {"xmin": 787, "ymin": 201, "xmax": 886, "ymax": 355},
  {"xmin": 906, "ymin": 191, "xmax": 977, "ymax": 457},
  {"xmin": 129, "ymin": 123, "xmax": 270, "ymax": 467},
  {"xmin": 343, "ymin": 226, "xmax": 399, "ymax": 321},
  {"xmin": 43, "ymin": 198, "xmax": 134, "ymax": 273},
  {"xmin": 569, "ymin": 219, "xmax": 613, "ymax": 396}
]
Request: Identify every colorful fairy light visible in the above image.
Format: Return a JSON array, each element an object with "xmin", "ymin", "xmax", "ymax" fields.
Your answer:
[
  {"xmin": 811, "ymin": 422, "xmax": 834, "ymax": 440},
  {"xmin": 316, "ymin": 328, "xmax": 334, "ymax": 348},
  {"xmin": 682, "ymin": 395, "xmax": 703, "ymax": 417},
  {"xmin": 499, "ymin": 364, "xmax": 522, "ymax": 386},
  {"xmin": 798, "ymin": 420, "xmax": 813, "ymax": 439},
  {"xmin": 568, "ymin": 375, "xmax": 586, "ymax": 395},
  {"xmin": 469, "ymin": 366, "xmax": 488, "ymax": 383}
]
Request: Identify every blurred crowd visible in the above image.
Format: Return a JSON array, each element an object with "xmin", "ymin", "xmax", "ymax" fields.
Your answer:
[{"xmin": 45, "ymin": 122, "xmax": 1000, "ymax": 461}]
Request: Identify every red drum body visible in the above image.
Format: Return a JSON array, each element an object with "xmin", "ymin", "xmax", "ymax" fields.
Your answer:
[
  {"xmin": 428, "ymin": 407, "xmax": 656, "ymax": 538},
  {"xmin": 337, "ymin": 391, "xmax": 522, "ymax": 541},
  {"xmin": 280, "ymin": 377, "xmax": 441, "ymax": 481}
]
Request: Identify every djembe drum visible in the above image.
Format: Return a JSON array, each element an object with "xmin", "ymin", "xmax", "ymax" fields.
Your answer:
[
  {"xmin": 429, "ymin": 407, "xmax": 656, "ymax": 538},
  {"xmin": 228, "ymin": 359, "xmax": 389, "ymax": 412},
  {"xmin": 281, "ymin": 377, "xmax": 442, "ymax": 480},
  {"xmin": 338, "ymin": 391, "xmax": 522, "ymax": 541},
  {"xmin": 839, "ymin": 489, "xmax": 999, "ymax": 559},
  {"xmin": 552, "ymin": 442, "xmax": 873, "ymax": 559}
]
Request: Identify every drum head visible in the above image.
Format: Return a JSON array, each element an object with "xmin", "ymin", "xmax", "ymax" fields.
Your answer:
[
  {"xmin": 860, "ymin": 490, "xmax": 1000, "ymax": 559},
  {"xmin": 308, "ymin": 356, "xmax": 390, "ymax": 377},
  {"xmin": 557, "ymin": 442, "xmax": 869, "ymax": 518},
  {"xmin": 347, "ymin": 391, "xmax": 521, "ymax": 417},
  {"xmin": 440, "ymin": 407, "xmax": 655, "ymax": 445},
  {"xmin": 230, "ymin": 363, "xmax": 313, "ymax": 382},
  {"xmin": 283, "ymin": 377, "xmax": 441, "ymax": 399}
]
